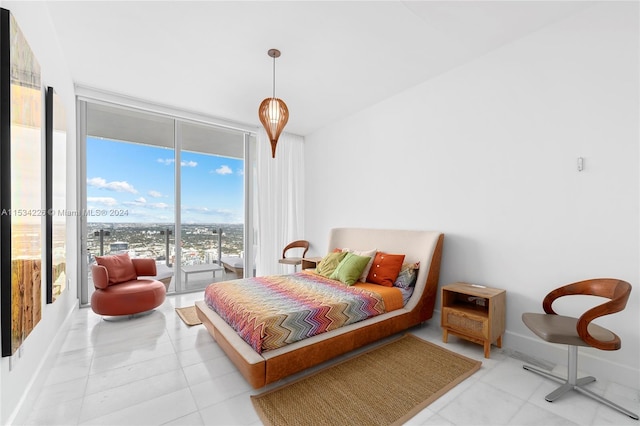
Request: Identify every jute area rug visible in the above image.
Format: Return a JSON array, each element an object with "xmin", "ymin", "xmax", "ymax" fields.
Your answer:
[
  {"xmin": 251, "ymin": 334, "xmax": 481, "ymax": 426},
  {"xmin": 175, "ymin": 306, "xmax": 202, "ymax": 326}
]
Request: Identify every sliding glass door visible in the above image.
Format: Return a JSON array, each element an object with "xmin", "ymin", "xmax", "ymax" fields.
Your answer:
[
  {"xmin": 176, "ymin": 121, "xmax": 247, "ymax": 292},
  {"xmin": 79, "ymin": 99, "xmax": 253, "ymax": 305},
  {"xmin": 82, "ymin": 103, "xmax": 176, "ymax": 303}
]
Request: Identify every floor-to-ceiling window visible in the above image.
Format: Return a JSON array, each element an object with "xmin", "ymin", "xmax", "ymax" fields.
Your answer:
[
  {"xmin": 78, "ymin": 97, "xmax": 255, "ymax": 305},
  {"xmin": 177, "ymin": 121, "xmax": 248, "ymax": 292}
]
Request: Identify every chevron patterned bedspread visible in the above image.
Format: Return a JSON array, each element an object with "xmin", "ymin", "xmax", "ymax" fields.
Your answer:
[{"xmin": 204, "ymin": 272, "xmax": 386, "ymax": 354}]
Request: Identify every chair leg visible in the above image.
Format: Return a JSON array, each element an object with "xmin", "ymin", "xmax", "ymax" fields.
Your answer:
[
  {"xmin": 523, "ymin": 345, "xmax": 639, "ymax": 420},
  {"xmin": 545, "ymin": 383, "xmax": 574, "ymax": 402},
  {"xmin": 523, "ymin": 364, "xmax": 566, "ymax": 385}
]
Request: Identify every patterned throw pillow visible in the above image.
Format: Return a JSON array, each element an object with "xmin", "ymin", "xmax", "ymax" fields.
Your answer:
[
  {"xmin": 394, "ymin": 262, "xmax": 420, "ymax": 289},
  {"xmin": 316, "ymin": 251, "xmax": 348, "ymax": 278},
  {"xmin": 366, "ymin": 252, "xmax": 405, "ymax": 287}
]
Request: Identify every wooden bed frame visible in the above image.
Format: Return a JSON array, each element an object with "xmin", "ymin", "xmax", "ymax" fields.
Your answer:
[{"xmin": 195, "ymin": 228, "xmax": 444, "ymax": 388}]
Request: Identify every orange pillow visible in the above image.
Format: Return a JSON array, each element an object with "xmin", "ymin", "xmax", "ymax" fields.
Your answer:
[
  {"xmin": 366, "ymin": 252, "xmax": 405, "ymax": 287},
  {"xmin": 95, "ymin": 252, "xmax": 138, "ymax": 285}
]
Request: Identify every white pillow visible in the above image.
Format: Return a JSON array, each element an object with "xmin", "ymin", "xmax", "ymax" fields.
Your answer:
[{"xmin": 342, "ymin": 248, "xmax": 377, "ymax": 282}]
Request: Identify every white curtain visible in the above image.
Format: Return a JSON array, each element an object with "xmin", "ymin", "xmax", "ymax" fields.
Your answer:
[{"xmin": 254, "ymin": 128, "xmax": 305, "ymax": 276}]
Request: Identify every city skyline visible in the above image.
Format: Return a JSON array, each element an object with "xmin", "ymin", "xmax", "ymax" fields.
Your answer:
[
  {"xmin": 86, "ymin": 136, "xmax": 245, "ymax": 224},
  {"xmin": 87, "ymin": 222, "xmax": 245, "ymax": 264}
]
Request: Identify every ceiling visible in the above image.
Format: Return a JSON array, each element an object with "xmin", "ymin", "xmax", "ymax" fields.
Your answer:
[{"xmin": 45, "ymin": 1, "xmax": 592, "ymax": 136}]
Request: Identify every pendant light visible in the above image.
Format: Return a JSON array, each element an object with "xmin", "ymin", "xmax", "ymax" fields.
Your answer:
[{"xmin": 258, "ymin": 49, "xmax": 289, "ymax": 158}]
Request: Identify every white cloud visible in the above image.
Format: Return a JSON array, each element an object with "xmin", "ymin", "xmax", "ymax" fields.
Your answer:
[
  {"xmin": 183, "ymin": 206, "xmax": 212, "ymax": 214},
  {"xmin": 182, "ymin": 206, "xmax": 234, "ymax": 218},
  {"xmin": 123, "ymin": 198, "xmax": 169, "ymax": 209},
  {"xmin": 87, "ymin": 197, "xmax": 118, "ymax": 206},
  {"xmin": 215, "ymin": 165, "xmax": 233, "ymax": 175},
  {"xmin": 87, "ymin": 177, "xmax": 138, "ymax": 194},
  {"xmin": 148, "ymin": 190, "xmax": 163, "ymax": 198},
  {"xmin": 158, "ymin": 158, "xmax": 197, "ymax": 167}
]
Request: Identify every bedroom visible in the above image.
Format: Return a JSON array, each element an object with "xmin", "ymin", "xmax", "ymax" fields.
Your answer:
[{"xmin": 0, "ymin": 1, "xmax": 637, "ymax": 425}]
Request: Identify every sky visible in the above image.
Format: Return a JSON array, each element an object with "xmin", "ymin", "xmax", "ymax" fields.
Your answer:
[{"xmin": 86, "ymin": 137, "xmax": 244, "ymax": 224}]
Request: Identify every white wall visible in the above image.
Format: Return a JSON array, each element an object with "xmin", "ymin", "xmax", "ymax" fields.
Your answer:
[
  {"xmin": 0, "ymin": 2, "xmax": 78, "ymax": 424},
  {"xmin": 305, "ymin": 3, "xmax": 639, "ymax": 387}
]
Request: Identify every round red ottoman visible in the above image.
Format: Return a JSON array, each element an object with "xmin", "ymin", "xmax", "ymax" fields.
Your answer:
[{"xmin": 91, "ymin": 279, "xmax": 166, "ymax": 316}]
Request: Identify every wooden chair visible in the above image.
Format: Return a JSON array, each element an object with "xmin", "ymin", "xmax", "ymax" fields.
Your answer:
[
  {"xmin": 278, "ymin": 240, "xmax": 309, "ymax": 271},
  {"xmin": 522, "ymin": 278, "xmax": 637, "ymax": 420}
]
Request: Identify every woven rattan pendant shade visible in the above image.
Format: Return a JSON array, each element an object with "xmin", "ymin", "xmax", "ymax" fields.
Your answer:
[
  {"xmin": 259, "ymin": 97, "xmax": 289, "ymax": 158},
  {"xmin": 259, "ymin": 49, "xmax": 289, "ymax": 158}
]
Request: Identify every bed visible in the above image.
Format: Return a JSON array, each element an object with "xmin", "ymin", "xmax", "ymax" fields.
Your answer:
[{"xmin": 195, "ymin": 227, "xmax": 444, "ymax": 388}]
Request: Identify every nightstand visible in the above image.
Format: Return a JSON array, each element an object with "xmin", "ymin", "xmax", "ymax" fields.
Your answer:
[
  {"xmin": 441, "ymin": 282, "xmax": 506, "ymax": 358},
  {"xmin": 301, "ymin": 257, "xmax": 322, "ymax": 270}
]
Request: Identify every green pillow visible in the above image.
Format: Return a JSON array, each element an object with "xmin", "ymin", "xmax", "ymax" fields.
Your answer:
[
  {"xmin": 330, "ymin": 252, "xmax": 372, "ymax": 285},
  {"xmin": 316, "ymin": 251, "xmax": 347, "ymax": 278}
]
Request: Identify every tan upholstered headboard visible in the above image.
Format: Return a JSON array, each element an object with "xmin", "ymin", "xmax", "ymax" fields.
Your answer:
[{"xmin": 327, "ymin": 228, "xmax": 443, "ymax": 311}]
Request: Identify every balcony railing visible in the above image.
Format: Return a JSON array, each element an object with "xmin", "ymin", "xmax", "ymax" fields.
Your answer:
[{"xmin": 86, "ymin": 224, "xmax": 244, "ymax": 292}]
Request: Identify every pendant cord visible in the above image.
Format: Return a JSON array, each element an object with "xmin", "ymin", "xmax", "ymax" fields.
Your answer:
[{"xmin": 272, "ymin": 55, "xmax": 276, "ymax": 99}]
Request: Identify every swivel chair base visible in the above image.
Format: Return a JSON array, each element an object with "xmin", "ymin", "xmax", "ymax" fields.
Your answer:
[{"xmin": 523, "ymin": 346, "xmax": 638, "ymax": 420}]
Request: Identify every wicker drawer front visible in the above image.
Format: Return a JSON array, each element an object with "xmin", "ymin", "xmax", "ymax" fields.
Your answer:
[{"xmin": 442, "ymin": 308, "xmax": 488, "ymax": 339}]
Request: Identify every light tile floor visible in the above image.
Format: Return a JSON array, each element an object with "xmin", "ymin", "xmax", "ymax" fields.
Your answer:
[{"xmin": 23, "ymin": 292, "xmax": 640, "ymax": 425}]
